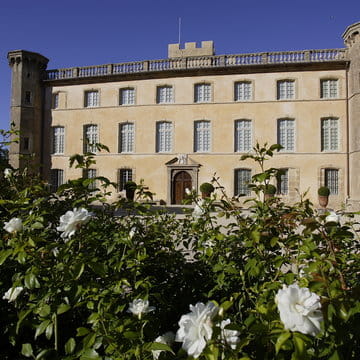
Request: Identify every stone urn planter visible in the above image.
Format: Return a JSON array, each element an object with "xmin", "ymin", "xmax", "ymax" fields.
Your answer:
[
  {"xmin": 199, "ymin": 182, "xmax": 214, "ymax": 199},
  {"xmin": 318, "ymin": 186, "xmax": 330, "ymax": 209},
  {"xmin": 124, "ymin": 181, "xmax": 137, "ymax": 201}
]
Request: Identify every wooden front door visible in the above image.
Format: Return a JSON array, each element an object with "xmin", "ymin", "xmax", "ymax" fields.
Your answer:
[{"xmin": 173, "ymin": 171, "xmax": 192, "ymax": 204}]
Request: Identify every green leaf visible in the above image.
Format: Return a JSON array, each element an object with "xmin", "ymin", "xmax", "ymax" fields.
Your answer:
[
  {"xmin": 328, "ymin": 350, "xmax": 341, "ymax": 360},
  {"xmin": 0, "ymin": 249, "xmax": 13, "ymax": 265},
  {"xmin": 38, "ymin": 304, "xmax": 51, "ymax": 317},
  {"xmin": 45, "ymin": 323, "xmax": 53, "ymax": 340},
  {"xmin": 31, "ymin": 221, "xmax": 43, "ymax": 229},
  {"xmin": 72, "ymin": 262, "xmax": 85, "ymax": 280},
  {"xmin": 21, "ymin": 343, "xmax": 34, "ymax": 357},
  {"xmin": 275, "ymin": 331, "xmax": 291, "ymax": 354},
  {"xmin": 146, "ymin": 342, "xmax": 174, "ymax": 354},
  {"xmin": 293, "ymin": 333, "xmax": 306, "ymax": 358},
  {"xmin": 57, "ymin": 303, "xmax": 71, "ymax": 315},
  {"xmin": 77, "ymin": 327, "xmax": 90, "ymax": 337},
  {"xmin": 24, "ymin": 273, "xmax": 40, "ymax": 289},
  {"xmin": 80, "ymin": 348, "xmax": 101, "ymax": 360},
  {"xmin": 65, "ymin": 337, "xmax": 76, "ymax": 355},
  {"xmin": 35, "ymin": 319, "xmax": 51, "ymax": 339}
]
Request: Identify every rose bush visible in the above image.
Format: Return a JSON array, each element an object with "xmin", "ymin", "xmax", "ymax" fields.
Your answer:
[{"xmin": 0, "ymin": 137, "xmax": 358, "ymax": 359}]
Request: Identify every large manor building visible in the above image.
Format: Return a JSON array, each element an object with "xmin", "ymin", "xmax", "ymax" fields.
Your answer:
[{"xmin": 7, "ymin": 22, "xmax": 360, "ymax": 209}]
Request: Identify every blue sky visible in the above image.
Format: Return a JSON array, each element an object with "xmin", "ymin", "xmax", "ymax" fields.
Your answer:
[{"xmin": 0, "ymin": 0, "xmax": 359, "ymax": 131}]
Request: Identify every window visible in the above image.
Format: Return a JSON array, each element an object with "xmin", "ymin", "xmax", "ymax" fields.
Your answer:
[
  {"xmin": 51, "ymin": 169, "xmax": 64, "ymax": 191},
  {"xmin": 25, "ymin": 91, "xmax": 32, "ymax": 104},
  {"xmin": 52, "ymin": 126, "xmax": 65, "ymax": 154},
  {"xmin": 278, "ymin": 119, "xmax": 295, "ymax": 151},
  {"xmin": 194, "ymin": 83, "xmax": 211, "ymax": 103},
  {"xmin": 277, "ymin": 169, "xmax": 289, "ymax": 195},
  {"xmin": 321, "ymin": 79, "xmax": 338, "ymax": 99},
  {"xmin": 157, "ymin": 86, "xmax": 174, "ymax": 103},
  {"xmin": 120, "ymin": 88, "xmax": 135, "ymax": 105},
  {"xmin": 83, "ymin": 169, "xmax": 97, "ymax": 190},
  {"xmin": 234, "ymin": 81, "xmax": 252, "ymax": 101},
  {"xmin": 325, "ymin": 169, "xmax": 339, "ymax": 195},
  {"xmin": 118, "ymin": 168, "xmax": 133, "ymax": 191},
  {"xmin": 321, "ymin": 118, "xmax": 339, "ymax": 151},
  {"xmin": 83, "ymin": 124, "xmax": 98, "ymax": 153},
  {"xmin": 84, "ymin": 90, "xmax": 99, "ymax": 107},
  {"xmin": 22, "ymin": 137, "xmax": 30, "ymax": 151},
  {"xmin": 235, "ymin": 169, "xmax": 251, "ymax": 196},
  {"xmin": 235, "ymin": 120, "xmax": 252, "ymax": 152},
  {"xmin": 277, "ymin": 80, "xmax": 295, "ymax": 100},
  {"xmin": 52, "ymin": 93, "xmax": 59, "ymax": 109},
  {"xmin": 156, "ymin": 122, "xmax": 172, "ymax": 152},
  {"xmin": 119, "ymin": 123, "xmax": 134, "ymax": 153},
  {"xmin": 194, "ymin": 121, "xmax": 211, "ymax": 152}
]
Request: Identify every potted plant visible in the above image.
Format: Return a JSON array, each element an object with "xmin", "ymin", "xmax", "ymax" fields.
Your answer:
[
  {"xmin": 318, "ymin": 186, "xmax": 330, "ymax": 208},
  {"xmin": 124, "ymin": 181, "xmax": 137, "ymax": 201},
  {"xmin": 264, "ymin": 184, "xmax": 277, "ymax": 200},
  {"xmin": 199, "ymin": 182, "xmax": 215, "ymax": 199}
]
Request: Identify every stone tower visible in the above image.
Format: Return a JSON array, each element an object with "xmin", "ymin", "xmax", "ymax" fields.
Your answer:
[
  {"xmin": 7, "ymin": 50, "xmax": 49, "ymax": 170},
  {"xmin": 343, "ymin": 22, "xmax": 360, "ymax": 209}
]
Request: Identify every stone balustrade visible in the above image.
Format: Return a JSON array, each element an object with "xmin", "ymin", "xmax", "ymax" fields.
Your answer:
[{"xmin": 45, "ymin": 48, "xmax": 347, "ymax": 81}]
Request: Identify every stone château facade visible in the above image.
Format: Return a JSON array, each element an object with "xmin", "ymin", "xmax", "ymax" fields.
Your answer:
[{"xmin": 7, "ymin": 22, "xmax": 360, "ymax": 209}]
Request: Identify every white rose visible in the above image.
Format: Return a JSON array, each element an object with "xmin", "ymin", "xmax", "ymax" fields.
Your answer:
[
  {"xmin": 219, "ymin": 319, "xmax": 240, "ymax": 349},
  {"xmin": 128, "ymin": 299, "xmax": 155, "ymax": 319},
  {"xmin": 4, "ymin": 218, "xmax": 23, "ymax": 233},
  {"xmin": 3, "ymin": 286, "xmax": 23, "ymax": 302},
  {"xmin": 57, "ymin": 208, "xmax": 92, "ymax": 240},
  {"xmin": 152, "ymin": 331, "xmax": 175, "ymax": 360},
  {"xmin": 185, "ymin": 188, "xmax": 191, "ymax": 196},
  {"xmin": 192, "ymin": 200, "xmax": 205, "ymax": 219},
  {"xmin": 325, "ymin": 211, "xmax": 340, "ymax": 223},
  {"xmin": 4, "ymin": 168, "xmax": 13, "ymax": 179},
  {"xmin": 175, "ymin": 301, "xmax": 218, "ymax": 359},
  {"xmin": 275, "ymin": 284, "xmax": 323, "ymax": 336}
]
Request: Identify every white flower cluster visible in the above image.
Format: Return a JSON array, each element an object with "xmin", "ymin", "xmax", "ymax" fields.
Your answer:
[
  {"xmin": 57, "ymin": 208, "xmax": 92, "ymax": 240},
  {"xmin": 275, "ymin": 284, "xmax": 323, "ymax": 336},
  {"xmin": 4, "ymin": 217, "xmax": 23, "ymax": 233},
  {"xmin": 4, "ymin": 168, "xmax": 13, "ymax": 179},
  {"xmin": 3, "ymin": 286, "xmax": 23, "ymax": 302},
  {"xmin": 128, "ymin": 299, "xmax": 155, "ymax": 319}
]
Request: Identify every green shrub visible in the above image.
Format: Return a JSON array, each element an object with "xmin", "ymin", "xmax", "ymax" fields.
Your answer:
[
  {"xmin": 318, "ymin": 186, "xmax": 330, "ymax": 196},
  {"xmin": 199, "ymin": 182, "xmax": 214, "ymax": 194},
  {"xmin": 264, "ymin": 184, "xmax": 276, "ymax": 194}
]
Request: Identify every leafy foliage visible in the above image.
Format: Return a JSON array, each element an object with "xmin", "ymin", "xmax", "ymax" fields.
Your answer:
[{"xmin": 0, "ymin": 139, "xmax": 359, "ymax": 359}]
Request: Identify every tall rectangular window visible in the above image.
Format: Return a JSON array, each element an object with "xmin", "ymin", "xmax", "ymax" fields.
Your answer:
[
  {"xmin": 321, "ymin": 118, "xmax": 339, "ymax": 151},
  {"xmin": 52, "ymin": 126, "xmax": 65, "ymax": 154},
  {"xmin": 235, "ymin": 169, "xmax": 251, "ymax": 196},
  {"xmin": 83, "ymin": 169, "xmax": 97, "ymax": 190},
  {"xmin": 118, "ymin": 169, "xmax": 133, "ymax": 191},
  {"xmin": 120, "ymin": 88, "xmax": 135, "ymax": 105},
  {"xmin": 194, "ymin": 121, "xmax": 211, "ymax": 152},
  {"xmin": 52, "ymin": 93, "xmax": 59, "ymax": 109},
  {"xmin": 321, "ymin": 79, "xmax": 338, "ymax": 99},
  {"xmin": 234, "ymin": 81, "xmax": 252, "ymax": 101},
  {"xmin": 157, "ymin": 86, "xmax": 173, "ymax": 103},
  {"xmin": 84, "ymin": 90, "xmax": 99, "ymax": 107},
  {"xmin": 277, "ymin": 169, "xmax": 289, "ymax": 195},
  {"xmin": 325, "ymin": 169, "xmax": 339, "ymax": 195},
  {"xmin": 235, "ymin": 120, "xmax": 252, "ymax": 152},
  {"xmin": 278, "ymin": 119, "xmax": 295, "ymax": 151},
  {"xmin": 277, "ymin": 80, "xmax": 295, "ymax": 100},
  {"xmin": 83, "ymin": 124, "xmax": 98, "ymax": 153},
  {"xmin": 194, "ymin": 83, "xmax": 211, "ymax": 103},
  {"xmin": 119, "ymin": 123, "xmax": 134, "ymax": 153},
  {"xmin": 156, "ymin": 122, "xmax": 172, "ymax": 152},
  {"xmin": 51, "ymin": 169, "xmax": 64, "ymax": 191}
]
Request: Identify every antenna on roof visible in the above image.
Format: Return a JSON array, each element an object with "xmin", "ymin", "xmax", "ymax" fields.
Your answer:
[{"xmin": 178, "ymin": 17, "xmax": 182, "ymax": 45}]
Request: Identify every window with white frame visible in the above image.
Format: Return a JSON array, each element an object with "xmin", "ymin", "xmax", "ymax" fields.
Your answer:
[
  {"xmin": 83, "ymin": 169, "xmax": 97, "ymax": 190},
  {"xmin": 277, "ymin": 118, "xmax": 295, "ymax": 151},
  {"xmin": 118, "ymin": 168, "xmax": 133, "ymax": 191},
  {"xmin": 157, "ymin": 86, "xmax": 174, "ymax": 104},
  {"xmin": 52, "ymin": 93, "xmax": 59, "ymax": 109},
  {"xmin": 277, "ymin": 169, "xmax": 289, "ymax": 195},
  {"xmin": 321, "ymin": 118, "xmax": 339, "ymax": 151},
  {"xmin": 52, "ymin": 126, "xmax": 65, "ymax": 154},
  {"xmin": 321, "ymin": 79, "xmax": 338, "ymax": 99},
  {"xmin": 84, "ymin": 90, "xmax": 99, "ymax": 107},
  {"xmin": 83, "ymin": 124, "xmax": 98, "ymax": 153},
  {"xmin": 119, "ymin": 123, "xmax": 134, "ymax": 153},
  {"xmin": 50, "ymin": 169, "xmax": 64, "ymax": 191},
  {"xmin": 120, "ymin": 88, "xmax": 135, "ymax": 105},
  {"xmin": 194, "ymin": 120, "xmax": 211, "ymax": 152},
  {"xmin": 194, "ymin": 83, "xmax": 211, "ymax": 103},
  {"xmin": 277, "ymin": 80, "xmax": 295, "ymax": 100},
  {"xmin": 234, "ymin": 81, "xmax": 252, "ymax": 101},
  {"xmin": 325, "ymin": 168, "xmax": 339, "ymax": 195},
  {"xmin": 156, "ymin": 121, "xmax": 172, "ymax": 152},
  {"xmin": 235, "ymin": 119, "xmax": 252, "ymax": 152},
  {"xmin": 235, "ymin": 169, "xmax": 251, "ymax": 196}
]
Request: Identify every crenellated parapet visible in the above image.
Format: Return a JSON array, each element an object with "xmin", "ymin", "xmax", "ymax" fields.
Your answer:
[{"xmin": 168, "ymin": 41, "xmax": 215, "ymax": 58}]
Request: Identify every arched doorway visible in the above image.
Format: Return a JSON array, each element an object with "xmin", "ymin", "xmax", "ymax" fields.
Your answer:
[{"xmin": 172, "ymin": 171, "xmax": 192, "ymax": 204}]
